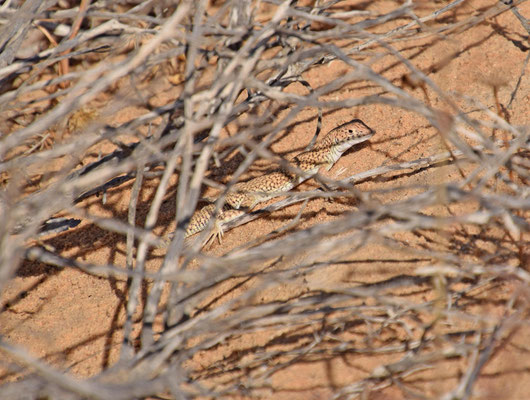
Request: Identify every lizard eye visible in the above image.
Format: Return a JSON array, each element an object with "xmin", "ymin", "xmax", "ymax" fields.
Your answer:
[{"xmin": 348, "ymin": 129, "xmax": 353, "ymax": 133}]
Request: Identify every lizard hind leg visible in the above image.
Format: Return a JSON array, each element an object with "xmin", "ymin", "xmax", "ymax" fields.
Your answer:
[
  {"xmin": 205, "ymin": 208, "xmax": 245, "ymax": 248},
  {"xmin": 184, "ymin": 218, "xmax": 224, "ymax": 249},
  {"xmin": 190, "ymin": 207, "xmax": 245, "ymax": 249},
  {"xmin": 202, "ymin": 218, "xmax": 226, "ymax": 248}
]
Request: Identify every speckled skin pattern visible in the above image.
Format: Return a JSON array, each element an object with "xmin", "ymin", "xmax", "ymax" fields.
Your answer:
[
  {"xmin": 185, "ymin": 119, "xmax": 374, "ymax": 243},
  {"xmin": 224, "ymin": 119, "xmax": 375, "ymax": 209},
  {"xmin": 183, "ymin": 204, "xmax": 244, "ymax": 245}
]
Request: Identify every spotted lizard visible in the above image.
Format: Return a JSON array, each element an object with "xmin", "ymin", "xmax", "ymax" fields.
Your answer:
[{"xmin": 180, "ymin": 118, "xmax": 374, "ymax": 246}]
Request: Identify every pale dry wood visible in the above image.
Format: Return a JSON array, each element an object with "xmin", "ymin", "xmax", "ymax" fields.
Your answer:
[{"xmin": 0, "ymin": 1, "xmax": 528, "ymax": 399}]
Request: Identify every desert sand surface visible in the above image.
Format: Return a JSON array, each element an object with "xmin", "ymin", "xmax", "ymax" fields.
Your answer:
[{"xmin": 1, "ymin": 1, "xmax": 529, "ymax": 399}]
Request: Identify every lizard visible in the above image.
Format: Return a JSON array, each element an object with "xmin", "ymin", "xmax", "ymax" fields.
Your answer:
[{"xmin": 179, "ymin": 118, "xmax": 374, "ymax": 246}]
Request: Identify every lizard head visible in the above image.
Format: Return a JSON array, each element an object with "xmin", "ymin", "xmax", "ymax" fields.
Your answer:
[
  {"xmin": 327, "ymin": 119, "xmax": 375, "ymax": 153},
  {"xmin": 293, "ymin": 118, "xmax": 375, "ymax": 172}
]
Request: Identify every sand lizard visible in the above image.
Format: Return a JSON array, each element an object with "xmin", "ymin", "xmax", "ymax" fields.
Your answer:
[{"xmin": 182, "ymin": 119, "xmax": 374, "ymax": 246}]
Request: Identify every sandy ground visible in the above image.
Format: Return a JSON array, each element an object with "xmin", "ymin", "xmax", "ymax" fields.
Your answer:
[{"xmin": 1, "ymin": 1, "xmax": 529, "ymax": 398}]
